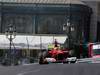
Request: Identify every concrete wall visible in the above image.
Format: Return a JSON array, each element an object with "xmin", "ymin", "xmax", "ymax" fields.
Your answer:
[
  {"xmin": 82, "ymin": 0, "xmax": 98, "ymax": 42},
  {"xmin": 97, "ymin": 3, "xmax": 100, "ymax": 21}
]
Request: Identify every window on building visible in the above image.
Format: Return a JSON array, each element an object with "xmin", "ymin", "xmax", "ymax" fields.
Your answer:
[
  {"xmin": 2, "ymin": 14, "xmax": 34, "ymax": 34},
  {"xmin": 37, "ymin": 15, "xmax": 66, "ymax": 34}
]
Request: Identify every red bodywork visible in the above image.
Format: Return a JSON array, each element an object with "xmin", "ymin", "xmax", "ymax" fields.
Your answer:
[
  {"xmin": 49, "ymin": 49, "xmax": 64, "ymax": 57},
  {"xmin": 44, "ymin": 39, "xmax": 69, "ymax": 63},
  {"xmin": 47, "ymin": 48, "xmax": 69, "ymax": 62}
]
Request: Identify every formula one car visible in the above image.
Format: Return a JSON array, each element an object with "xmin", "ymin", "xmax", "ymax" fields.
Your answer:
[{"xmin": 39, "ymin": 47, "xmax": 77, "ymax": 64}]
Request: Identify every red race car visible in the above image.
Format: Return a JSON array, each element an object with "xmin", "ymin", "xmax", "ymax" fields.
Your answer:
[{"xmin": 39, "ymin": 47, "xmax": 69, "ymax": 64}]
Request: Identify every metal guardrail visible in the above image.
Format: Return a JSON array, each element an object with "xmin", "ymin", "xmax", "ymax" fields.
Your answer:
[{"xmin": 77, "ymin": 58, "xmax": 100, "ymax": 63}]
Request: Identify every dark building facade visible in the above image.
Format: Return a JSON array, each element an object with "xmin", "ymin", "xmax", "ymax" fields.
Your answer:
[{"xmin": 0, "ymin": 2, "xmax": 92, "ymax": 44}]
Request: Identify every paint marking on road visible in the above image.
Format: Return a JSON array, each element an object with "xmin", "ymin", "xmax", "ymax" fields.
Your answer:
[
  {"xmin": 17, "ymin": 69, "xmax": 41, "ymax": 75},
  {"xmin": 22, "ymin": 63, "xmax": 38, "ymax": 66},
  {"xmin": 17, "ymin": 66, "xmax": 53, "ymax": 75}
]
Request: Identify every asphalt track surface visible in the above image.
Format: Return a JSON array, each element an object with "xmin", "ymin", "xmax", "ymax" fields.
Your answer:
[{"xmin": 0, "ymin": 63, "xmax": 100, "ymax": 75}]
